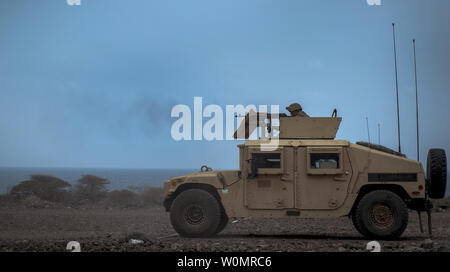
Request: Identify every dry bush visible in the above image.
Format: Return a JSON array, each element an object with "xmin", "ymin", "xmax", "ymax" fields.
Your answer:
[
  {"xmin": 4, "ymin": 173, "xmax": 165, "ymax": 209},
  {"xmin": 105, "ymin": 189, "xmax": 142, "ymax": 208},
  {"xmin": 138, "ymin": 187, "xmax": 164, "ymax": 206},
  {"xmin": 10, "ymin": 175, "xmax": 72, "ymax": 203},
  {"xmin": 21, "ymin": 195, "xmax": 54, "ymax": 208}
]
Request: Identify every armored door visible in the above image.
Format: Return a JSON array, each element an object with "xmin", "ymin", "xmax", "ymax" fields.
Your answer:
[
  {"xmin": 297, "ymin": 147, "xmax": 353, "ymax": 210},
  {"xmin": 244, "ymin": 147, "xmax": 295, "ymax": 209}
]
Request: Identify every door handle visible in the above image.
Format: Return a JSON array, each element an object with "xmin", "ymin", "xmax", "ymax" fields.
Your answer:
[{"xmin": 333, "ymin": 176, "xmax": 347, "ymax": 181}]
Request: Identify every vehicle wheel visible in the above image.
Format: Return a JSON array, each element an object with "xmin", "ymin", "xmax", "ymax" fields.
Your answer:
[
  {"xmin": 352, "ymin": 190, "xmax": 408, "ymax": 239},
  {"xmin": 215, "ymin": 206, "xmax": 229, "ymax": 234},
  {"xmin": 351, "ymin": 210, "xmax": 364, "ymax": 235},
  {"xmin": 170, "ymin": 189, "xmax": 221, "ymax": 237},
  {"xmin": 427, "ymin": 149, "xmax": 447, "ymax": 199}
]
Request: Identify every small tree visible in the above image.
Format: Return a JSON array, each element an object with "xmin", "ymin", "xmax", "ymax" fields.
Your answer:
[
  {"xmin": 73, "ymin": 175, "xmax": 110, "ymax": 202},
  {"xmin": 10, "ymin": 175, "xmax": 72, "ymax": 202}
]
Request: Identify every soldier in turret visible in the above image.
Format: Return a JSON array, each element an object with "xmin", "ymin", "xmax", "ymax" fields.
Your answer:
[{"xmin": 286, "ymin": 103, "xmax": 309, "ymax": 117}]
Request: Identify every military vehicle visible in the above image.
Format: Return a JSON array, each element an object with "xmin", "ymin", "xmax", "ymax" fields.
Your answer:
[{"xmin": 163, "ymin": 111, "xmax": 447, "ymax": 239}]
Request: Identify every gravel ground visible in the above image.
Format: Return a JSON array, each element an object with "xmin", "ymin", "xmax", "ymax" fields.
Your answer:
[{"xmin": 0, "ymin": 205, "xmax": 449, "ymax": 252}]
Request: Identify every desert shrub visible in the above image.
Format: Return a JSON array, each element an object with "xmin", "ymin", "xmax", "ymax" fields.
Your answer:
[
  {"xmin": 9, "ymin": 175, "xmax": 72, "ymax": 202},
  {"xmin": 139, "ymin": 187, "xmax": 164, "ymax": 206},
  {"xmin": 105, "ymin": 189, "xmax": 142, "ymax": 208},
  {"xmin": 21, "ymin": 195, "xmax": 53, "ymax": 208},
  {"xmin": 72, "ymin": 175, "xmax": 110, "ymax": 203}
]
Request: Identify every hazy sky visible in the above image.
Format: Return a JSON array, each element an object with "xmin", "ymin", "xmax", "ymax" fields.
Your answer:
[{"xmin": 0, "ymin": 0, "xmax": 449, "ymax": 169}]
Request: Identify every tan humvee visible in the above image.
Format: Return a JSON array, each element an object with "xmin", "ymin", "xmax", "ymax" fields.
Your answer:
[{"xmin": 163, "ymin": 114, "xmax": 447, "ymax": 239}]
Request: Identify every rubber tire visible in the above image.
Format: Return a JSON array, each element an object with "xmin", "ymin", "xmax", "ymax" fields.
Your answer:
[
  {"xmin": 351, "ymin": 210, "xmax": 364, "ymax": 235},
  {"xmin": 170, "ymin": 189, "xmax": 221, "ymax": 238},
  {"xmin": 215, "ymin": 206, "xmax": 229, "ymax": 234},
  {"xmin": 352, "ymin": 190, "xmax": 408, "ymax": 240},
  {"xmin": 427, "ymin": 149, "xmax": 447, "ymax": 199}
]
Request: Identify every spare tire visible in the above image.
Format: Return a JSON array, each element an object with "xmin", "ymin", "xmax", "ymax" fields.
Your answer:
[{"xmin": 426, "ymin": 149, "xmax": 447, "ymax": 199}]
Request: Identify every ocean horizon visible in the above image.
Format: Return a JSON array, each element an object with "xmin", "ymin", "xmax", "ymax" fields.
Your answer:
[{"xmin": 0, "ymin": 167, "xmax": 198, "ymax": 194}]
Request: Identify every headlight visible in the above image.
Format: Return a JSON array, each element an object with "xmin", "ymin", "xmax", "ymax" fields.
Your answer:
[{"xmin": 170, "ymin": 178, "xmax": 184, "ymax": 186}]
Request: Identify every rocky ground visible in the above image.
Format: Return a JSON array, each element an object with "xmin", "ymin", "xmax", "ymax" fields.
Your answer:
[{"xmin": 0, "ymin": 202, "xmax": 449, "ymax": 252}]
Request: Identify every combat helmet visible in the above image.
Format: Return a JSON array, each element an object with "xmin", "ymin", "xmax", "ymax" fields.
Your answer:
[{"xmin": 286, "ymin": 103, "xmax": 302, "ymax": 112}]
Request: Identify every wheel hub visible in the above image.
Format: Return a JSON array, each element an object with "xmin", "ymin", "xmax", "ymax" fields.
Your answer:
[
  {"xmin": 185, "ymin": 204, "xmax": 205, "ymax": 225},
  {"xmin": 370, "ymin": 203, "xmax": 394, "ymax": 229}
]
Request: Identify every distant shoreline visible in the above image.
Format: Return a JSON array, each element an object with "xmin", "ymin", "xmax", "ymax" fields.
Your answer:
[{"xmin": 0, "ymin": 168, "xmax": 199, "ymax": 193}]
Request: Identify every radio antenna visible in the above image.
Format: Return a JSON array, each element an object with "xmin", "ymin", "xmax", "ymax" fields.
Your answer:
[
  {"xmin": 413, "ymin": 39, "xmax": 420, "ymax": 161},
  {"xmin": 378, "ymin": 123, "xmax": 381, "ymax": 145},
  {"xmin": 392, "ymin": 23, "xmax": 402, "ymax": 153},
  {"xmin": 366, "ymin": 117, "xmax": 371, "ymax": 144}
]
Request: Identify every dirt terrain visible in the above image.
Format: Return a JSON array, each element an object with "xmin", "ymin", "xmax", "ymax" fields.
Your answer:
[{"xmin": 1, "ymin": 202, "xmax": 449, "ymax": 252}]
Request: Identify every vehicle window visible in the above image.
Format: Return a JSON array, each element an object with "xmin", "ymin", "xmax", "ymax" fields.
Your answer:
[
  {"xmin": 252, "ymin": 153, "xmax": 281, "ymax": 168},
  {"xmin": 310, "ymin": 153, "xmax": 339, "ymax": 169}
]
